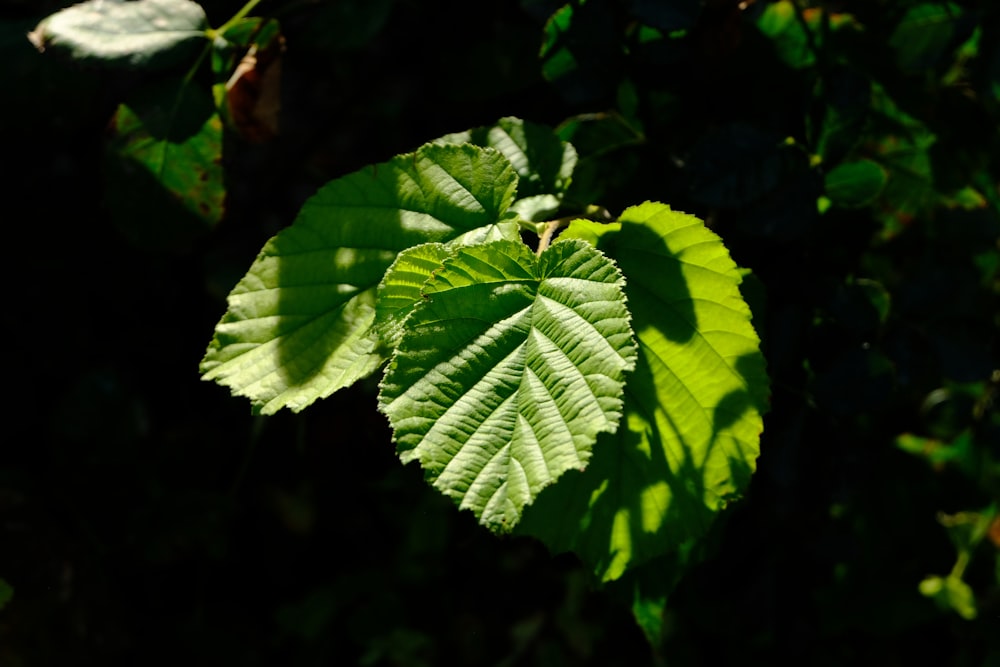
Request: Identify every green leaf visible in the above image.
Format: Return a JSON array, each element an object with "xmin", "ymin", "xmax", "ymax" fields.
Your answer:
[
  {"xmin": 518, "ymin": 203, "xmax": 768, "ymax": 580},
  {"xmin": 868, "ymin": 84, "xmax": 937, "ymax": 235},
  {"xmin": 889, "ymin": 3, "xmax": 964, "ymax": 74},
  {"xmin": 28, "ymin": 0, "xmax": 208, "ymax": 70},
  {"xmin": 105, "ymin": 79, "xmax": 225, "ymax": 246},
  {"xmin": 919, "ymin": 574, "xmax": 977, "ymax": 619},
  {"xmin": 756, "ymin": 0, "xmax": 815, "ymax": 70},
  {"xmin": 756, "ymin": 3, "xmax": 861, "ymax": 72},
  {"xmin": 824, "ymin": 159, "xmax": 888, "ymax": 208},
  {"xmin": 202, "ymin": 144, "xmax": 520, "ymax": 415},
  {"xmin": 374, "ymin": 243, "xmax": 452, "ymax": 349},
  {"xmin": 378, "ymin": 239, "xmax": 637, "ymax": 532},
  {"xmin": 436, "ymin": 116, "xmax": 577, "ymax": 216}
]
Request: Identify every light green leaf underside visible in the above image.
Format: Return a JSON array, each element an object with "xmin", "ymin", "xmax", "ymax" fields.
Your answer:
[
  {"xmin": 378, "ymin": 239, "xmax": 637, "ymax": 532},
  {"xmin": 201, "ymin": 144, "xmax": 519, "ymax": 414},
  {"xmin": 518, "ymin": 202, "xmax": 768, "ymax": 581},
  {"xmin": 437, "ymin": 116, "xmax": 577, "ymax": 219},
  {"xmin": 28, "ymin": 0, "xmax": 208, "ymax": 70}
]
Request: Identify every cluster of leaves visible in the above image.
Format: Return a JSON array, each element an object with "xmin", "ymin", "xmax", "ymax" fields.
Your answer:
[
  {"xmin": 9, "ymin": 0, "xmax": 1000, "ymax": 663},
  {"xmin": 26, "ymin": 0, "xmax": 772, "ymax": 643},
  {"xmin": 197, "ymin": 119, "xmax": 770, "ymax": 583}
]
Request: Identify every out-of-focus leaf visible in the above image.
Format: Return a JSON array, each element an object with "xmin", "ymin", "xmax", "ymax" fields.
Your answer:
[
  {"xmin": 28, "ymin": 0, "xmax": 208, "ymax": 70},
  {"xmin": 824, "ymin": 159, "xmax": 888, "ymax": 208},
  {"xmin": 811, "ymin": 66, "xmax": 870, "ymax": 164},
  {"xmin": 756, "ymin": 2, "xmax": 859, "ymax": 71},
  {"xmin": 919, "ymin": 574, "xmax": 977, "ymax": 619},
  {"xmin": 889, "ymin": 3, "xmax": 964, "ymax": 74},
  {"xmin": 867, "ymin": 84, "xmax": 937, "ymax": 236}
]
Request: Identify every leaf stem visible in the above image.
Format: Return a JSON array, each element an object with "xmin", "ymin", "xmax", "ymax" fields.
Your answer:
[
  {"xmin": 216, "ymin": 0, "xmax": 265, "ymax": 34},
  {"xmin": 536, "ymin": 219, "xmax": 568, "ymax": 256},
  {"xmin": 536, "ymin": 206, "xmax": 614, "ymax": 255}
]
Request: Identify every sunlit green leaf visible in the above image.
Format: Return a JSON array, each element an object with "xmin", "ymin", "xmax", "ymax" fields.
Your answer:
[
  {"xmin": 201, "ymin": 144, "xmax": 519, "ymax": 414},
  {"xmin": 436, "ymin": 117, "xmax": 578, "ymax": 208},
  {"xmin": 379, "ymin": 239, "xmax": 637, "ymax": 531},
  {"xmin": 28, "ymin": 0, "xmax": 208, "ymax": 70},
  {"xmin": 374, "ymin": 243, "xmax": 452, "ymax": 349},
  {"xmin": 519, "ymin": 203, "xmax": 768, "ymax": 580}
]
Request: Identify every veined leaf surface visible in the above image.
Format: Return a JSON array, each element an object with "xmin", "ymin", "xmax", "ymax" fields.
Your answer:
[
  {"xmin": 437, "ymin": 117, "xmax": 577, "ymax": 200},
  {"xmin": 378, "ymin": 239, "xmax": 636, "ymax": 531},
  {"xmin": 201, "ymin": 144, "xmax": 519, "ymax": 414},
  {"xmin": 518, "ymin": 202, "xmax": 769, "ymax": 580}
]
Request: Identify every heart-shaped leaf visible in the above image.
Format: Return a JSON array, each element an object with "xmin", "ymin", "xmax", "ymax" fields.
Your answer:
[{"xmin": 378, "ymin": 239, "xmax": 637, "ymax": 531}]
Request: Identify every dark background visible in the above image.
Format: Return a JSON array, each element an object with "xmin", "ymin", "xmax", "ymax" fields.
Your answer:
[{"xmin": 2, "ymin": 0, "xmax": 998, "ymax": 665}]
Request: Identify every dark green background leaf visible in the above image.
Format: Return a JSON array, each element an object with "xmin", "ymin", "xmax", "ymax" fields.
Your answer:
[{"xmin": 105, "ymin": 79, "xmax": 224, "ymax": 248}]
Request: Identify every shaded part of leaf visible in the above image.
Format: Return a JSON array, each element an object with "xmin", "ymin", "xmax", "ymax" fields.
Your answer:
[
  {"xmin": 105, "ymin": 80, "xmax": 224, "ymax": 248},
  {"xmin": 518, "ymin": 202, "xmax": 768, "ymax": 581},
  {"xmin": 201, "ymin": 144, "xmax": 519, "ymax": 414},
  {"xmin": 378, "ymin": 239, "xmax": 636, "ymax": 532},
  {"xmin": 889, "ymin": 3, "xmax": 965, "ymax": 74},
  {"xmin": 540, "ymin": 2, "xmax": 625, "ymax": 105},
  {"xmin": 29, "ymin": 0, "xmax": 208, "ymax": 70}
]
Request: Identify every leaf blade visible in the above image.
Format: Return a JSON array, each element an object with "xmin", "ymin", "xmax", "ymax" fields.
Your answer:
[
  {"xmin": 201, "ymin": 144, "xmax": 519, "ymax": 414},
  {"xmin": 519, "ymin": 203, "xmax": 768, "ymax": 580},
  {"xmin": 378, "ymin": 239, "xmax": 636, "ymax": 531},
  {"xmin": 29, "ymin": 0, "xmax": 208, "ymax": 70}
]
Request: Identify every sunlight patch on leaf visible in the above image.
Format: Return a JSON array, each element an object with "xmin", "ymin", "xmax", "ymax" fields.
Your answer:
[{"xmin": 518, "ymin": 203, "xmax": 768, "ymax": 580}]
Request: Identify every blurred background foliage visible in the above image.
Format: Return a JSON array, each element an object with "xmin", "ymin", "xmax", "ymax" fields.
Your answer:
[{"xmin": 1, "ymin": 0, "xmax": 998, "ymax": 664}]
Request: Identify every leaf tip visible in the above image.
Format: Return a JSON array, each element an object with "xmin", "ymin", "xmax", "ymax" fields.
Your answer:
[{"xmin": 27, "ymin": 25, "xmax": 47, "ymax": 52}]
